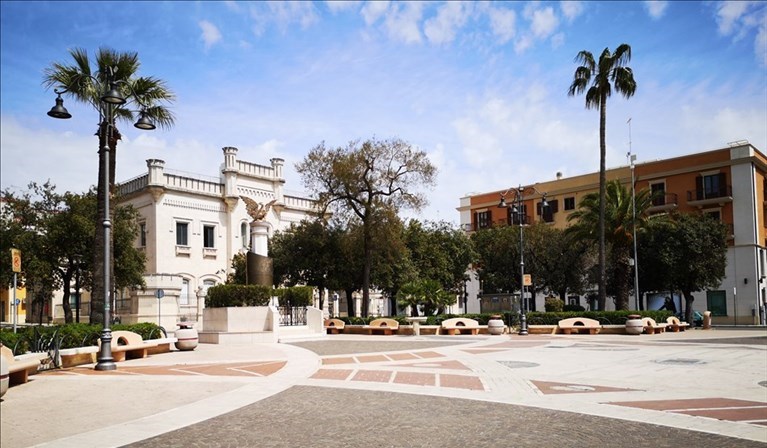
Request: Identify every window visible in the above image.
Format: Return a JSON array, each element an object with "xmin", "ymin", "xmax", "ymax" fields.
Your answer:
[
  {"xmin": 139, "ymin": 222, "xmax": 147, "ymax": 247},
  {"xmin": 176, "ymin": 221, "xmax": 189, "ymax": 246},
  {"xmin": 695, "ymin": 173, "xmax": 728, "ymax": 200},
  {"xmin": 706, "ymin": 290, "xmax": 727, "ymax": 316},
  {"xmin": 564, "ymin": 197, "xmax": 575, "ymax": 211},
  {"xmin": 507, "ymin": 204, "xmax": 527, "ymax": 225},
  {"xmin": 537, "ymin": 199, "xmax": 558, "ymax": 223},
  {"xmin": 179, "ymin": 279, "xmax": 190, "ymax": 305},
  {"xmin": 202, "ymin": 279, "xmax": 216, "ymax": 296},
  {"xmin": 651, "ymin": 183, "xmax": 666, "ymax": 206},
  {"xmin": 703, "ymin": 209, "xmax": 721, "ymax": 221},
  {"xmin": 203, "ymin": 225, "xmax": 215, "ymax": 248},
  {"xmin": 241, "ymin": 222, "xmax": 249, "ymax": 249},
  {"xmin": 475, "ymin": 210, "xmax": 492, "ymax": 229}
]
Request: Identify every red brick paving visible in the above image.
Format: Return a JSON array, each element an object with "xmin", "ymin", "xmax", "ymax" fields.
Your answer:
[
  {"xmin": 311, "ymin": 369, "xmax": 354, "ymax": 380},
  {"xmin": 532, "ymin": 380, "xmax": 637, "ymax": 395},
  {"xmin": 389, "ymin": 360, "xmax": 471, "ymax": 370},
  {"xmin": 356, "ymin": 355, "xmax": 389, "ymax": 363},
  {"xmin": 609, "ymin": 397, "xmax": 767, "ymax": 427},
  {"xmin": 674, "ymin": 407, "xmax": 767, "ymax": 422},
  {"xmin": 412, "ymin": 351, "xmax": 442, "ymax": 359},
  {"xmin": 394, "ymin": 372, "xmax": 436, "ymax": 386},
  {"xmin": 322, "ymin": 357, "xmax": 356, "ymax": 365},
  {"xmin": 45, "ymin": 361, "xmax": 286, "ymax": 378},
  {"xmin": 387, "ymin": 353, "xmax": 419, "ymax": 361},
  {"xmin": 351, "ymin": 370, "xmax": 393, "ymax": 383},
  {"xmin": 439, "ymin": 374, "xmax": 485, "ymax": 390}
]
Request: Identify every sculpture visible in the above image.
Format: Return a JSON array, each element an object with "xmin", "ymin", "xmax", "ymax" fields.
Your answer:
[{"xmin": 240, "ymin": 196, "xmax": 276, "ymax": 222}]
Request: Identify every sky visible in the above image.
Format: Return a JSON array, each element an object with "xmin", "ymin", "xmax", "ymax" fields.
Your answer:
[{"xmin": 1, "ymin": 1, "xmax": 766, "ymax": 224}]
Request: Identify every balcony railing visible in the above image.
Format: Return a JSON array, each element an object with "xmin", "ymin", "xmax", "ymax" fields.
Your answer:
[{"xmin": 687, "ymin": 185, "xmax": 732, "ymax": 202}]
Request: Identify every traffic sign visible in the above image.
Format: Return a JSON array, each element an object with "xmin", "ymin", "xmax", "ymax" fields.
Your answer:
[
  {"xmin": 523, "ymin": 274, "xmax": 532, "ymax": 286},
  {"xmin": 156, "ymin": 289, "xmax": 165, "ymax": 299},
  {"xmin": 11, "ymin": 248, "xmax": 21, "ymax": 273}
]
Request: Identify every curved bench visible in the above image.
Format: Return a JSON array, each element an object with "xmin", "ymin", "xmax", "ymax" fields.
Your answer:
[
  {"xmin": 441, "ymin": 318, "xmax": 480, "ymax": 335},
  {"xmin": 97, "ymin": 330, "xmax": 159, "ymax": 362},
  {"xmin": 665, "ymin": 316, "xmax": 690, "ymax": 332},
  {"xmin": 324, "ymin": 318, "xmax": 346, "ymax": 334},
  {"xmin": 557, "ymin": 317, "xmax": 601, "ymax": 335},
  {"xmin": 363, "ymin": 318, "xmax": 399, "ymax": 335},
  {"xmin": 1, "ymin": 345, "xmax": 40, "ymax": 386},
  {"xmin": 642, "ymin": 317, "xmax": 667, "ymax": 334}
]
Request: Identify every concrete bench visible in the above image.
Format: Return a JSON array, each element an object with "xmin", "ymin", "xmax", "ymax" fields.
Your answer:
[
  {"xmin": 146, "ymin": 337, "xmax": 177, "ymax": 355},
  {"xmin": 441, "ymin": 318, "xmax": 480, "ymax": 335},
  {"xmin": 324, "ymin": 318, "xmax": 346, "ymax": 334},
  {"xmin": 97, "ymin": 331, "xmax": 159, "ymax": 362},
  {"xmin": 665, "ymin": 316, "xmax": 690, "ymax": 332},
  {"xmin": 1, "ymin": 345, "xmax": 41, "ymax": 386},
  {"xmin": 642, "ymin": 317, "xmax": 668, "ymax": 334},
  {"xmin": 363, "ymin": 318, "xmax": 399, "ymax": 335},
  {"xmin": 558, "ymin": 317, "xmax": 601, "ymax": 335}
]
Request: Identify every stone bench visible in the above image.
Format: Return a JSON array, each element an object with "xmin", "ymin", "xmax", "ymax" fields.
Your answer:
[
  {"xmin": 362, "ymin": 318, "xmax": 399, "ymax": 335},
  {"xmin": 665, "ymin": 316, "xmax": 690, "ymax": 332},
  {"xmin": 642, "ymin": 317, "xmax": 668, "ymax": 334},
  {"xmin": 441, "ymin": 318, "xmax": 481, "ymax": 335},
  {"xmin": 1, "ymin": 345, "xmax": 40, "ymax": 386},
  {"xmin": 557, "ymin": 317, "xmax": 601, "ymax": 335},
  {"xmin": 97, "ymin": 331, "xmax": 159, "ymax": 362},
  {"xmin": 324, "ymin": 318, "xmax": 346, "ymax": 334}
]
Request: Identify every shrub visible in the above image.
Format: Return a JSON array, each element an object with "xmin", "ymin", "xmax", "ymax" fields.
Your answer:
[
  {"xmin": 279, "ymin": 286, "xmax": 314, "ymax": 307},
  {"xmin": 544, "ymin": 297, "xmax": 564, "ymax": 312},
  {"xmin": 563, "ymin": 304, "xmax": 586, "ymax": 312},
  {"xmin": 525, "ymin": 310, "xmax": 674, "ymax": 325},
  {"xmin": 206, "ymin": 284, "xmax": 271, "ymax": 307}
]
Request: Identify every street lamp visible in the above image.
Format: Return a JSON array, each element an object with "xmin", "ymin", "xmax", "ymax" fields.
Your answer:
[
  {"xmin": 629, "ymin": 152, "xmax": 640, "ymax": 311},
  {"xmin": 498, "ymin": 185, "xmax": 548, "ymax": 336},
  {"xmin": 47, "ymin": 67, "xmax": 156, "ymax": 371}
]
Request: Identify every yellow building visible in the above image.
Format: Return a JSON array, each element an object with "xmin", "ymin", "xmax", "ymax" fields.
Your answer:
[{"xmin": 458, "ymin": 142, "xmax": 766, "ymax": 326}]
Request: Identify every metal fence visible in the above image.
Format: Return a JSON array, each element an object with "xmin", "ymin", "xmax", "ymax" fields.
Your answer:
[{"xmin": 278, "ymin": 306, "xmax": 307, "ymax": 326}]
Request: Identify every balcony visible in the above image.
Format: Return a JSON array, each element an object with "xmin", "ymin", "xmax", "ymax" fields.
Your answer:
[
  {"xmin": 687, "ymin": 185, "xmax": 732, "ymax": 207},
  {"xmin": 648, "ymin": 192, "xmax": 679, "ymax": 214},
  {"xmin": 203, "ymin": 247, "xmax": 217, "ymax": 259},
  {"xmin": 175, "ymin": 245, "xmax": 191, "ymax": 256}
]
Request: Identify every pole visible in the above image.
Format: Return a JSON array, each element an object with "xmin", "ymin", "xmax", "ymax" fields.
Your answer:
[
  {"xmin": 628, "ymin": 118, "xmax": 640, "ymax": 311},
  {"xmin": 12, "ymin": 273, "xmax": 17, "ymax": 333},
  {"xmin": 518, "ymin": 186, "xmax": 528, "ymax": 336},
  {"xmin": 95, "ymin": 108, "xmax": 116, "ymax": 371}
]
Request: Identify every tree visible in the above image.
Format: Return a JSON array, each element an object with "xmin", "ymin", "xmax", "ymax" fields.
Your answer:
[
  {"xmin": 470, "ymin": 224, "xmax": 520, "ymax": 294},
  {"xmin": 665, "ymin": 213, "xmax": 727, "ymax": 323},
  {"xmin": 637, "ymin": 216, "xmax": 676, "ymax": 308},
  {"xmin": 568, "ymin": 43, "xmax": 637, "ymax": 311},
  {"xmin": 396, "ymin": 279, "xmax": 454, "ymax": 317},
  {"xmin": 1, "ymin": 183, "xmax": 146, "ymax": 323},
  {"xmin": 271, "ymin": 219, "xmax": 342, "ymax": 310},
  {"xmin": 43, "ymin": 47, "xmax": 175, "ymax": 324},
  {"xmin": 296, "ymin": 138, "xmax": 437, "ymax": 316},
  {"xmin": 525, "ymin": 223, "xmax": 589, "ymax": 302},
  {"xmin": 567, "ymin": 180, "xmax": 652, "ymax": 310},
  {"xmin": 226, "ymin": 252, "xmax": 247, "ymax": 285}
]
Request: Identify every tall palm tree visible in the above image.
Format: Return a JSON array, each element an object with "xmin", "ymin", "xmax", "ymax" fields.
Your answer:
[
  {"xmin": 43, "ymin": 47, "xmax": 175, "ymax": 324},
  {"xmin": 567, "ymin": 180, "xmax": 652, "ymax": 310},
  {"xmin": 568, "ymin": 44, "xmax": 637, "ymax": 311}
]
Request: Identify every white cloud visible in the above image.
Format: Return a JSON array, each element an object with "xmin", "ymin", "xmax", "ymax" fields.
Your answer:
[
  {"xmin": 325, "ymin": 0, "xmax": 360, "ymax": 14},
  {"xmin": 268, "ymin": 1, "xmax": 320, "ymax": 30},
  {"xmin": 529, "ymin": 6, "xmax": 559, "ymax": 39},
  {"xmin": 199, "ymin": 20, "xmax": 222, "ymax": 50},
  {"xmin": 756, "ymin": 18, "xmax": 767, "ymax": 66},
  {"xmin": 383, "ymin": 2, "xmax": 425, "ymax": 44},
  {"xmin": 560, "ymin": 1, "xmax": 584, "ymax": 22},
  {"xmin": 424, "ymin": 1, "xmax": 473, "ymax": 45},
  {"xmin": 361, "ymin": 0, "xmax": 390, "ymax": 25},
  {"xmin": 487, "ymin": 5, "xmax": 516, "ymax": 44},
  {"xmin": 644, "ymin": 1, "xmax": 668, "ymax": 20},
  {"xmin": 551, "ymin": 32, "xmax": 565, "ymax": 48},
  {"xmin": 715, "ymin": 1, "xmax": 750, "ymax": 35}
]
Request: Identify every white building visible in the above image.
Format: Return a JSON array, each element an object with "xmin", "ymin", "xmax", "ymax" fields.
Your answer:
[{"xmin": 111, "ymin": 146, "xmax": 319, "ymax": 328}]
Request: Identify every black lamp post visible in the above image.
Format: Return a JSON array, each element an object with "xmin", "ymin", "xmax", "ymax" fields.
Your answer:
[
  {"xmin": 47, "ymin": 67, "xmax": 156, "ymax": 371},
  {"xmin": 498, "ymin": 185, "xmax": 548, "ymax": 336}
]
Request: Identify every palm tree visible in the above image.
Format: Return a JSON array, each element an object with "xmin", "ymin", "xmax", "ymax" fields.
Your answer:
[
  {"xmin": 43, "ymin": 47, "xmax": 175, "ymax": 324},
  {"xmin": 567, "ymin": 180, "xmax": 652, "ymax": 310},
  {"xmin": 568, "ymin": 43, "xmax": 637, "ymax": 311}
]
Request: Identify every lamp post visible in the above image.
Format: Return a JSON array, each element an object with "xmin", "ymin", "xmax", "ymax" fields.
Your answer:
[
  {"xmin": 47, "ymin": 67, "xmax": 156, "ymax": 371},
  {"xmin": 498, "ymin": 185, "xmax": 548, "ymax": 336},
  {"xmin": 629, "ymin": 153, "xmax": 640, "ymax": 311}
]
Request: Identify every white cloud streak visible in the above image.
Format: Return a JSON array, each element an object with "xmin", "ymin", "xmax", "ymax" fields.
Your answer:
[
  {"xmin": 644, "ymin": 1, "xmax": 668, "ymax": 20},
  {"xmin": 199, "ymin": 20, "xmax": 222, "ymax": 50}
]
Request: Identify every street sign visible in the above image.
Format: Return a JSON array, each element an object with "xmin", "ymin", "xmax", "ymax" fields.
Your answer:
[
  {"xmin": 11, "ymin": 248, "xmax": 21, "ymax": 273},
  {"xmin": 523, "ymin": 274, "xmax": 532, "ymax": 286},
  {"xmin": 156, "ymin": 289, "xmax": 165, "ymax": 299},
  {"xmin": 14, "ymin": 299, "xmax": 20, "ymax": 305}
]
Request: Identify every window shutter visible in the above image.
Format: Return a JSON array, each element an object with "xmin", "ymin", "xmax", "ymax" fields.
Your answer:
[{"xmin": 695, "ymin": 176, "xmax": 703, "ymax": 200}]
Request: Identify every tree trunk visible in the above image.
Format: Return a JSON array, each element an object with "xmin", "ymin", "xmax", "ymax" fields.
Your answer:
[
  {"xmin": 613, "ymin": 258, "xmax": 631, "ymax": 310},
  {"xmin": 344, "ymin": 288, "xmax": 356, "ymax": 317},
  {"xmin": 61, "ymin": 267, "xmax": 73, "ymax": 324},
  {"xmin": 682, "ymin": 290, "xmax": 695, "ymax": 324},
  {"xmin": 362, "ymin": 221, "xmax": 372, "ymax": 318},
  {"xmin": 597, "ymin": 93, "xmax": 608, "ymax": 311}
]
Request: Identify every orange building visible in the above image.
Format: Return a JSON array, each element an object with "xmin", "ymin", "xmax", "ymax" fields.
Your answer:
[{"xmin": 458, "ymin": 142, "xmax": 766, "ymax": 326}]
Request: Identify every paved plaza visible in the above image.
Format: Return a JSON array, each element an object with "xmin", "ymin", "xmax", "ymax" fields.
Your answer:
[{"xmin": 1, "ymin": 328, "xmax": 766, "ymax": 447}]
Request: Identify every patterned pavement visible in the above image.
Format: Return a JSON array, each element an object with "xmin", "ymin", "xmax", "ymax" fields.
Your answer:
[{"xmin": 1, "ymin": 330, "xmax": 765, "ymax": 447}]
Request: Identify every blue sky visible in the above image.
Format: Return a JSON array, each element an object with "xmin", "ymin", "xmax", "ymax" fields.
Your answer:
[{"xmin": 1, "ymin": 1, "xmax": 766, "ymax": 224}]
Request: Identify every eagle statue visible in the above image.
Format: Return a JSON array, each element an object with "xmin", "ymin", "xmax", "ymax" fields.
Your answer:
[{"xmin": 240, "ymin": 196, "xmax": 277, "ymax": 222}]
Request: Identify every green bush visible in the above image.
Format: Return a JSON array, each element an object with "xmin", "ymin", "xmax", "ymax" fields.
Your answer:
[
  {"xmin": 526, "ymin": 310, "xmax": 673, "ymax": 325},
  {"xmin": 545, "ymin": 298, "xmax": 564, "ymax": 312},
  {"xmin": 0, "ymin": 329, "xmax": 28, "ymax": 354},
  {"xmin": 206, "ymin": 284, "xmax": 272, "ymax": 307},
  {"xmin": 563, "ymin": 304, "xmax": 586, "ymax": 312},
  {"xmin": 280, "ymin": 286, "xmax": 314, "ymax": 307}
]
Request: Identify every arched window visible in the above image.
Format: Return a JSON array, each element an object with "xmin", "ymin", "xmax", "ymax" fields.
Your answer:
[
  {"xmin": 202, "ymin": 279, "xmax": 216, "ymax": 296},
  {"xmin": 241, "ymin": 222, "xmax": 249, "ymax": 249},
  {"xmin": 180, "ymin": 279, "xmax": 190, "ymax": 305}
]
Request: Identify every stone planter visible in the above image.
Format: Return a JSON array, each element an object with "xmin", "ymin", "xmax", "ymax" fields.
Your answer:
[
  {"xmin": 487, "ymin": 316, "xmax": 505, "ymax": 335},
  {"xmin": 625, "ymin": 315, "xmax": 643, "ymax": 335},
  {"xmin": 175, "ymin": 323, "xmax": 199, "ymax": 351}
]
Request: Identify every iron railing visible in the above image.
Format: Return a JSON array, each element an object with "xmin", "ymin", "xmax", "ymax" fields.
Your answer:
[{"xmin": 278, "ymin": 306, "xmax": 307, "ymax": 326}]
